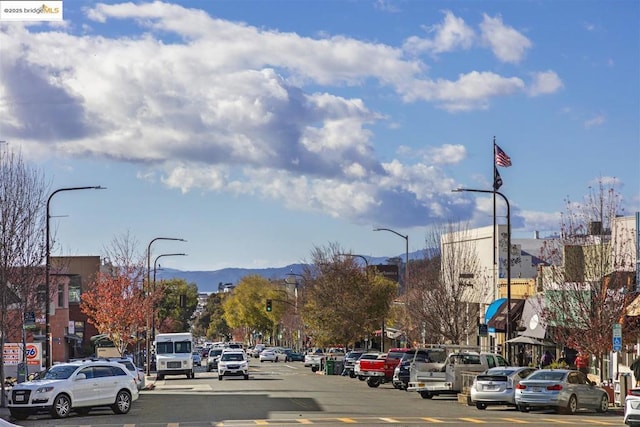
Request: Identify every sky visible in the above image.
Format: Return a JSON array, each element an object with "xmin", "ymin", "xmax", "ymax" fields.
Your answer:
[{"xmin": 0, "ymin": 0, "xmax": 638, "ymax": 271}]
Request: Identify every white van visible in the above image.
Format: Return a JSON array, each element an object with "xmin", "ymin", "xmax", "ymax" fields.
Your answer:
[{"xmin": 154, "ymin": 333, "xmax": 195, "ymax": 380}]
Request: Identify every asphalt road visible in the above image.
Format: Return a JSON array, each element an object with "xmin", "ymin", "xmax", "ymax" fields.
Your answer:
[{"xmin": 1, "ymin": 360, "xmax": 626, "ymax": 426}]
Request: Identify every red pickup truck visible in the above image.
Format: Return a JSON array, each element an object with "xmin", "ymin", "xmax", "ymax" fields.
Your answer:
[{"xmin": 357, "ymin": 348, "xmax": 412, "ymax": 388}]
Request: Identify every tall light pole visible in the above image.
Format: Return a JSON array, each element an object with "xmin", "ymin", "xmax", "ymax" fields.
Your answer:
[
  {"xmin": 45, "ymin": 186, "xmax": 105, "ymax": 368},
  {"xmin": 145, "ymin": 237, "xmax": 186, "ymax": 374},
  {"xmin": 152, "ymin": 253, "xmax": 187, "ymax": 342},
  {"xmin": 453, "ymin": 187, "xmax": 511, "ymax": 362},
  {"xmin": 374, "ymin": 227, "xmax": 409, "ymax": 347}
]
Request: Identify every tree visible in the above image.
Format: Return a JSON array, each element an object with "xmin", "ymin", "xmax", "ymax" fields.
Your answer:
[
  {"xmin": 80, "ymin": 270, "xmax": 152, "ymax": 356},
  {"xmin": 539, "ymin": 179, "xmax": 637, "ymax": 379},
  {"xmin": 155, "ymin": 278, "xmax": 198, "ymax": 333},
  {"xmin": 80, "ymin": 232, "xmax": 154, "ymax": 357},
  {"xmin": 192, "ymin": 292, "xmax": 230, "ymax": 341},
  {"xmin": 302, "ymin": 243, "xmax": 397, "ymax": 349},
  {"xmin": 0, "ymin": 148, "xmax": 48, "ymax": 407},
  {"xmin": 407, "ymin": 222, "xmax": 488, "ymax": 346},
  {"xmin": 222, "ymin": 275, "xmax": 283, "ymax": 344}
]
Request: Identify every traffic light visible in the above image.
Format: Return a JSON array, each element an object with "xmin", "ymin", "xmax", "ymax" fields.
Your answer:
[{"xmin": 266, "ymin": 299, "xmax": 272, "ymax": 312}]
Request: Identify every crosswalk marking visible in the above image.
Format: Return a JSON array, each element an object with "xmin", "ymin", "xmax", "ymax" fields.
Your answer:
[
  {"xmin": 420, "ymin": 417, "xmax": 445, "ymax": 423},
  {"xmin": 336, "ymin": 418, "xmax": 357, "ymax": 423},
  {"xmin": 459, "ymin": 417, "xmax": 487, "ymax": 423},
  {"xmin": 499, "ymin": 417, "xmax": 529, "ymax": 424}
]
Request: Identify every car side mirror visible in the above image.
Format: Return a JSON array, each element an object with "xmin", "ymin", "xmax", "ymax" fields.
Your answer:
[{"xmin": 75, "ymin": 373, "xmax": 86, "ymax": 381}]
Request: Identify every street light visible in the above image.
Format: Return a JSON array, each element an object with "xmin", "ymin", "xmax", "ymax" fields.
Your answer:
[
  {"xmin": 374, "ymin": 227, "xmax": 409, "ymax": 347},
  {"xmin": 45, "ymin": 185, "xmax": 105, "ymax": 368},
  {"xmin": 152, "ymin": 253, "xmax": 187, "ymax": 342},
  {"xmin": 453, "ymin": 187, "xmax": 511, "ymax": 362},
  {"xmin": 145, "ymin": 237, "xmax": 186, "ymax": 374},
  {"xmin": 373, "ymin": 228, "xmax": 409, "ymax": 292}
]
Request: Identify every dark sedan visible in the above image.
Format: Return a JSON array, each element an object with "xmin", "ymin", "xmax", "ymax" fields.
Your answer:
[{"xmin": 283, "ymin": 349, "xmax": 305, "ymax": 362}]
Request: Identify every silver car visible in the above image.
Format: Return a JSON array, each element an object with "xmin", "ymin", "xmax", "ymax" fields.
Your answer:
[
  {"xmin": 470, "ymin": 366, "xmax": 536, "ymax": 409},
  {"xmin": 515, "ymin": 369, "xmax": 609, "ymax": 414}
]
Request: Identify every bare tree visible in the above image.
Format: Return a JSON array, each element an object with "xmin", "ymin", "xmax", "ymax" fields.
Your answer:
[
  {"xmin": 0, "ymin": 148, "xmax": 48, "ymax": 407},
  {"xmin": 539, "ymin": 179, "xmax": 636, "ymax": 379},
  {"xmin": 408, "ymin": 221, "xmax": 488, "ymax": 346}
]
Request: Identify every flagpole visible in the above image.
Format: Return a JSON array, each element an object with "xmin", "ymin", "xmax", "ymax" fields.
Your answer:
[{"xmin": 492, "ymin": 137, "xmax": 497, "ymax": 306}]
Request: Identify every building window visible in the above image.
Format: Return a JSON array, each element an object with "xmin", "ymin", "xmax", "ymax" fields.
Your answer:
[
  {"xmin": 57, "ymin": 284, "xmax": 65, "ymax": 308},
  {"xmin": 68, "ymin": 275, "xmax": 82, "ymax": 304}
]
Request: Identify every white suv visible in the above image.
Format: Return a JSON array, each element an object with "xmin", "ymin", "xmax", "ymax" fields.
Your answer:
[
  {"xmin": 8, "ymin": 360, "xmax": 139, "ymax": 420},
  {"xmin": 217, "ymin": 350, "xmax": 249, "ymax": 380}
]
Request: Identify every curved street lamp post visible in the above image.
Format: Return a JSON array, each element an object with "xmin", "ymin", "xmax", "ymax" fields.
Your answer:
[
  {"xmin": 152, "ymin": 253, "xmax": 187, "ymax": 343},
  {"xmin": 453, "ymin": 188, "xmax": 511, "ymax": 363},
  {"xmin": 45, "ymin": 186, "xmax": 105, "ymax": 369},
  {"xmin": 145, "ymin": 237, "xmax": 186, "ymax": 375}
]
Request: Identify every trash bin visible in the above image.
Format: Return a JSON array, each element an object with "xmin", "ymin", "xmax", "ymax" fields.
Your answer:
[
  {"xmin": 334, "ymin": 360, "xmax": 344, "ymax": 375},
  {"xmin": 325, "ymin": 359, "xmax": 334, "ymax": 375}
]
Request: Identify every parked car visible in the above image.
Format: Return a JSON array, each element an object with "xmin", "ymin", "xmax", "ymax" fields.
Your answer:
[
  {"xmin": 259, "ymin": 348, "xmax": 286, "ymax": 363},
  {"xmin": 218, "ymin": 350, "xmax": 249, "ymax": 380},
  {"xmin": 515, "ymin": 369, "xmax": 609, "ymax": 414},
  {"xmin": 625, "ymin": 388, "xmax": 640, "ymax": 426},
  {"xmin": 470, "ymin": 366, "xmax": 537, "ymax": 409},
  {"xmin": 343, "ymin": 351, "xmax": 364, "ymax": 378},
  {"xmin": 110, "ymin": 358, "xmax": 146, "ymax": 391},
  {"xmin": 206, "ymin": 348, "xmax": 224, "ymax": 372},
  {"xmin": 7, "ymin": 360, "xmax": 139, "ymax": 420},
  {"xmin": 250, "ymin": 344, "xmax": 265, "ymax": 358},
  {"xmin": 283, "ymin": 349, "xmax": 305, "ymax": 362},
  {"xmin": 354, "ymin": 352, "xmax": 381, "ymax": 380},
  {"xmin": 393, "ymin": 348, "xmax": 447, "ymax": 390}
]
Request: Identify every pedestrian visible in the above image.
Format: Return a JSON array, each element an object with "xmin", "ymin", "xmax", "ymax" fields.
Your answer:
[
  {"xmin": 631, "ymin": 356, "xmax": 640, "ymax": 386},
  {"xmin": 540, "ymin": 350, "xmax": 553, "ymax": 368},
  {"xmin": 575, "ymin": 352, "xmax": 589, "ymax": 376},
  {"xmin": 517, "ymin": 346, "xmax": 525, "ymax": 367}
]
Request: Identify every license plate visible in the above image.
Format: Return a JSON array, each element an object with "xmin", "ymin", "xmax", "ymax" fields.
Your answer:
[
  {"xmin": 15, "ymin": 395, "xmax": 24, "ymax": 402},
  {"xmin": 484, "ymin": 385, "xmax": 498, "ymax": 391},
  {"xmin": 532, "ymin": 386, "xmax": 541, "ymax": 392}
]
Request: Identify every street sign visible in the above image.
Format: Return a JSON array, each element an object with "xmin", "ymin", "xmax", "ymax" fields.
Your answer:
[{"xmin": 613, "ymin": 323, "xmax": 622, "ymax": 352}]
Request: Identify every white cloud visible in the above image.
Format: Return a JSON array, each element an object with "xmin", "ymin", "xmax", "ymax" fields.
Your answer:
[
  {"xmin": 403, "ymin": 10, "xmax": 475, "ymax": 55},
  {"xmin": 0, "ymin": 2, "xmax": 565, "ymax": 230},
  {"xmin": 480, "ymin": 13, "xmax": 532, "ymax": 63},
  {"xmin": 584, "ymin": 114, "xmax": 606, "ymax": 129},
  {"xmin": 528, "ymin": 71, "xmax": 563, "ymax": 96}
]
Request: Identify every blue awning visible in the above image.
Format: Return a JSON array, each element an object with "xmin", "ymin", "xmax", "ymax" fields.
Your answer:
[{"xmin": 485, "ymin": 298, "xmax": 507, "ymax": 334}]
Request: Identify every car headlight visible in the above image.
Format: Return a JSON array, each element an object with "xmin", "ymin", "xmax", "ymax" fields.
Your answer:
[{"xmin": 36, "ymin": 386, "xmax": 55, "ymax": 393}]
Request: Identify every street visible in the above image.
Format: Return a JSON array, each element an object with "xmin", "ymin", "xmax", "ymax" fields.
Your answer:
[{"xmin": 5, "ymin": 361, "xmax": 625, "ymax": 426}]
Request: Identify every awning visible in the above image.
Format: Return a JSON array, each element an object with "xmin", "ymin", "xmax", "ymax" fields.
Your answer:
[
  {"xmin": 485, "ymin": 298, "xmax": 507, "ymax": 333},
  {"xmin": 487, "ymin": 299, "xmax": 525, "ymax": 332},
  {"xmin": 518, "ymin": 297, "xmax": 547, "ymax": 339},
  {"xmin": 506, "ymin": 335, "xmax": 545, "ymax": 345}
]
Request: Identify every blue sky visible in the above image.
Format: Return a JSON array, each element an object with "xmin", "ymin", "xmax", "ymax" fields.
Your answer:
[{"xmin": 1, "ymin": 0, "xmax": 638, "ymax": 271}]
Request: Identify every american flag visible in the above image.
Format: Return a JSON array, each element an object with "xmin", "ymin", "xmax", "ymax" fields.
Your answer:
[{"xmin": 494, "ymin": 144, "xmax": 512, "ymax": 167}]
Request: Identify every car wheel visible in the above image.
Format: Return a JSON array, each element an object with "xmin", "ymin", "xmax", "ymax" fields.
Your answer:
[
  {"xmin": 419, "ymin": 391, "xmax": 434, "ymax": 399},
  {"xmin": 518, "ymin": 404, "xmax": 530, "ymax": 413},
  {"xmin": 244, "ymin": 374, "xmax": 249, "ymax": 380},
  {"xmin": 595, "ymin": 393, "xmax": 609, "ymax": 413},
  {"xmin": 561, "ymin": 394, "xmax": 578, "ymax": 415},
  {"xmin": 112, "ymin": 390, "xmax": 132, "ymax": 415},
  {"xmin": 9, "ymin": 409, "xmax": 29, "ymax": 420},
  {"xmin": 476, "ymin": 402, "xmax": 488, "ymax": 410},
  {"xmin": 358, "ymin": 375, "xmax": 365, "ymax": 381},
  {"xmin": 51, "ymin": 393, "xmax": 72, "ymax": 418},
  {"xmin": 367, "ymin": 378, "xmax": 381, "ymax": 388},
  {"xmin": 218, "ymin": 375, "xmax": 223, "ymax": 381},
  {"xmin": 349, "ymin": 371, "xmax": 356, "ymax": 378}
]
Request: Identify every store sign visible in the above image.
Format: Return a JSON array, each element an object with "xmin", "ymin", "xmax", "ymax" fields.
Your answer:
[{"xmin": 2, "ymin": 343, "xmax": 42, "ymax": 366}]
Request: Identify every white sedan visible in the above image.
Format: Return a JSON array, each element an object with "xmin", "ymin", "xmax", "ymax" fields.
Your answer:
[{"xmin": 259, "ymin": 348, "xmax": 286, "ymax": 363}]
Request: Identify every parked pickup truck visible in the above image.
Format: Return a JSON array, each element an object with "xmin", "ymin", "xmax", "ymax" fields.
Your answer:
[
  {"xmin": 407, "ymin": 351, "xmax": 508, "ymax": 399},
  {"xmin": 304, "ymin": 349, "xmax": 324, "ymax": 372},
  {"xmin": 358, "ymin": 348, "xmax": 412, "ymax": 388}
]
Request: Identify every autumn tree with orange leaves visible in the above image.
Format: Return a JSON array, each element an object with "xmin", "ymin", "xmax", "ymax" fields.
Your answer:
[{"xmin": 80, "ymin": 267, "xmax": 156, "ymax": 356}]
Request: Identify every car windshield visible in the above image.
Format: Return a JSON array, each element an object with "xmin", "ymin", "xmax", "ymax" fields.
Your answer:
[
  {"xmin": 528, "ymin": 371, "xmax": 566, "ymax": 381},
  {"xmin": 209, "ymin": 349, "xmax": 223, "ymax": 357},
  {"xmin": 222, "ymin": 353, "xmax": 245, "ymax": 361},
  {"xmin": 44, "ymin": 365, "xmax": 78, "ymax": 380}
]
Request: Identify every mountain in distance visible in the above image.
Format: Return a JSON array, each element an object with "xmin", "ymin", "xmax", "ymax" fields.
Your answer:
[{"xmin": 156, "ymin": 251, "xmax": 424, "ymax": 293}]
